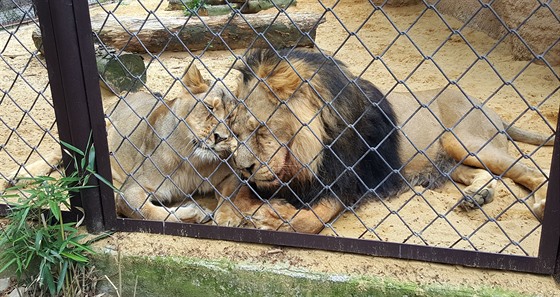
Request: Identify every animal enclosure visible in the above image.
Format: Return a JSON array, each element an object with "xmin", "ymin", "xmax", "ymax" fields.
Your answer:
[{"xmin": 0, "ymin": 0, "xmax": 559, "ymax": 276}]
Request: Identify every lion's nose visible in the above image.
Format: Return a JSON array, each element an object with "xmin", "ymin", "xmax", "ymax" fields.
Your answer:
[
  {"xmin": 214, "ymin": 133, "xmax": 227, "ymax": 144},
  {"xmin": 244, "ymin": 163, "xmax": 256, "ymax": 175}
]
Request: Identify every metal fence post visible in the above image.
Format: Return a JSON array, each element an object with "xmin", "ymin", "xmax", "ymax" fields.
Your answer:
[
  {"xmin": 548, "ymin": 107, "xmax": 560, "ymax": 283},
  {"xmin": 34, "ymin": 0, "xmax": 114, "ymax": 233},
  {"xmin": 538, "ymin": 105, "xmax": 560, "ymax": 280}
]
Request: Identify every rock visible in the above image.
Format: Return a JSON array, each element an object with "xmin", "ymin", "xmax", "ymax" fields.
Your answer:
[
  {"xmin": 0, "ymin": 277, "xmax": 10, "ymax": 292},
  {"xmin": 435, "ymin": 0, "xmax": 560, "ymax": 65},
  {"xmin": 8, "ymin": 286, "xmax": 28, "ymax": 297}
]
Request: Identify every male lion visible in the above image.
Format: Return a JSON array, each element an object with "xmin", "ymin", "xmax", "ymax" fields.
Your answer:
[
  {"xmin": 6, "ymin": 64, "xmax": 239, "ymax": 223},
  {"xmin": 219, "ymin": 48, "xmax": 554, "ymax": 234}
]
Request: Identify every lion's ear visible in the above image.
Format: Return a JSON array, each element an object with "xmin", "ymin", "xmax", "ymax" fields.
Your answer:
[{"xmin": 183, "ymin": 64, "xmax": 209, "ymax": 94}]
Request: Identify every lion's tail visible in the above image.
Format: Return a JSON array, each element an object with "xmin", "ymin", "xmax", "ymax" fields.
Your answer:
[{"xmin": 504, "ymin": 121, "xmax": 555, "ymax": 146}]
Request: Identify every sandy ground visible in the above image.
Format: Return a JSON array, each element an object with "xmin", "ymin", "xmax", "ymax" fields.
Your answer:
[{"xmin": 0, "ymin": 0, "xmax": 558, "ymax": 282}]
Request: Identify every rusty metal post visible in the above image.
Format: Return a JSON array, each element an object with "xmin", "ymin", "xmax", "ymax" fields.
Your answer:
[{"xmin": 34, "ymin": 0, "xmax": 114, "ymax": 233}]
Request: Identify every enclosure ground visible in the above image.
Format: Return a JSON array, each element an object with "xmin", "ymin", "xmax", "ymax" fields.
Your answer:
[
  {"xmin": 92, "ymin": 232, "xmax": 560, "ymax": 297},
  {"xmin": 1, "ymin": 0, "xmax": 557, "ymax": 256},
  {"xmin": 1, "ymin": 0, "xmax": 559, "ymax": 293}
]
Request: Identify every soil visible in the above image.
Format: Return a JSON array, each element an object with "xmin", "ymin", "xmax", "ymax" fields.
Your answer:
[{"xmin": 0, "ymin": 0, "xmax": 559, "ymax": 295}]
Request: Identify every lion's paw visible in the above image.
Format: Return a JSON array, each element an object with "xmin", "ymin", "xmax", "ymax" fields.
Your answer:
[
  {"xmin": 532, "ymin": 200, "xmax": 545, "ymax": 221},
  {"xmin": 212, "ymin": 208, "xmax": 245, "ymax": 227},
  {"xmin": 460, "ymin": 187, "xmax": 494, "ymax": 210},
  {"xmin": 174, "ymin": 203, "xmax": 211, "ymax": 224},
  {"xmin": 4, "ymin": 162, "xmax": 59, "ymax": 189},
  {"xmin": 246, "ymin": 207, "xmax": 294, "ymax": 231},
  {"xmin": 531, "ymin": 187, "xmax": 547, "ymax": 221}
]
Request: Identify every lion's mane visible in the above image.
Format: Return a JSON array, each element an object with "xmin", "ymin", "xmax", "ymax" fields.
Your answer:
[{"xmin": 237, "ymin": 49, "xmax": 404, "ymax": 207}]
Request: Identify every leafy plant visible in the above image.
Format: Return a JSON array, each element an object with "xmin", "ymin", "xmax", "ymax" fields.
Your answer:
[
  {"xmin": 183, "ymin": 0, "xmax": 204, "ymax": 15},
  {"xmin": 0, "ymin": 139, "xmax": 112, "ymax": 296}
]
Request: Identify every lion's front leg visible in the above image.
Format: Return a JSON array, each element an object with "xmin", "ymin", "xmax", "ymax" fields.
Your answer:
[
  {"xmin": 117, "ymin": 185, "xmax": 210, "ymax": 223},
  {"xmin": 214, "ymin": 186, "xmax": 344, "ymax": 234},
  {"xmin": 248, "ymin": 198, "xmax": 344, "ymax": 234},
  {"xmin": 213, "ymin": 185, "xmax": 259, "ymax": 227}
]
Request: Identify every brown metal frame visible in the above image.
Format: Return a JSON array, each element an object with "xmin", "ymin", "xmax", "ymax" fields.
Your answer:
[
  {"xmin": 26, "ymin": 0, "xmax": 560, "ymax": 277},
  {"xmin": 34, "ymin": 0, "xmax": 114, "ymax": 233}
]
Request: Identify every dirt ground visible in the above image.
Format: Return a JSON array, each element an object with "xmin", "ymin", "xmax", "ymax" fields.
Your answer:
[{"xmin": 0, "ymin": 0, "xmax": 558, "ymax": 283}]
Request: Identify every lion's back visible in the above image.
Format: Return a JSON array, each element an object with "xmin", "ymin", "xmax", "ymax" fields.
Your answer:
[{"xmin": 105, "ymin": 92, "xmax": 168, "ymax": 180}]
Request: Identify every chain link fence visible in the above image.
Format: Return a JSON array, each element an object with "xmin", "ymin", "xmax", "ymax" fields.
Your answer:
[
  {"xmin": 0, "ymin": 0, "xmax": 57, "ymax": 205},
  {"xmin": 0, "ymin": 0, "xmax": 35, "ymax": 27},
  {"xmin": 1, "ymin": 0, "xmax": 559, "ymax": 274}
]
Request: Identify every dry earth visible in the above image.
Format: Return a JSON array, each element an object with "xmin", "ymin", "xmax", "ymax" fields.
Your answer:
[{"xmin": 0, "ymin": 0, "xmax": 559, "ymax": 293}]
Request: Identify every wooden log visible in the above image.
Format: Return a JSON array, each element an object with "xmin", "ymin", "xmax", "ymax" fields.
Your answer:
[{"xmin": 91, "ymin": 12, "xmax": 325, "ymax": 53}]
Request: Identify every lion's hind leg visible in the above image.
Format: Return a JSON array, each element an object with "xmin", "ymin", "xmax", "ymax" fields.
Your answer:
[
  {"xmin": 462, "ymin": 150, "xmax": 546, "ymax": 219},
  {"xmin": 442, "ymin": 134, "xmax": 547, "ymax": 219},
  {"xmin": 450, "ymin": 165, "xmax": 497, "ymax": 209}
]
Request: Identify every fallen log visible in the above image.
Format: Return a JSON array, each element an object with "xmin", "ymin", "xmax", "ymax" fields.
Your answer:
[{"xmin": 91, "ymin": 12, "xmax": 324, "ymax": 53}]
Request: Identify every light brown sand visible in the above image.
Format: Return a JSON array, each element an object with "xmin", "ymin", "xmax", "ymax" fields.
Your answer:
[{"xmin": 1, "ymin": 0, "xmax": 558, "ymax": 265}]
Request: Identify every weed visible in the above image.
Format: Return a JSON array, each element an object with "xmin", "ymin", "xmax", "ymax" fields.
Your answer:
[
  {"xmin": 0, "ymin": 139, "xmax": 112, "ymax": 296},
  {"xmin": 183, "ymin": 0, "xmax": 203, "ymax": 15}
]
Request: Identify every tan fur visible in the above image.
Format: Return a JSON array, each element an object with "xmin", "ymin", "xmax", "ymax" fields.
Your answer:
[
  {"xmin": 231, "ymin": 64, "xmax": 330, "ymax": 185},
  {"xmin": 7, "ymin": 65, "xmax": 240, "ymax": 223},
  {"xmin": 106, "ymin": 65, "xmax": 240, "ymax": 222},
  {"xmin": 392, "ymin": 88, "xmax": 549, "ymax": 215},
  {"xmin": 223, "ymin": 58, "xmax": 553, "ymax": 233}
]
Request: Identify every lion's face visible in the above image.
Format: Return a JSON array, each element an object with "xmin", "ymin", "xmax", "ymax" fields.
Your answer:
[
  {"xmin": 230, "ymin": 54, "xmax": 327, "ymax": 188},
  {"xmin": 182, "ymin": 66, "xmax": 236, "ymax": 160}
]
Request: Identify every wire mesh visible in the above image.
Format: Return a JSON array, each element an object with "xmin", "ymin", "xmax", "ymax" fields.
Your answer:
[
  {"xmin": 0, "ymin": 0, "xmax": 61, "ymax": 204},
  {"xmin": 0, "ymin": 0, "xmax": 35, "ymax": 27},
  {"xmin": 1, "ymin": 0, "xmax": 558, "ymax": 273}
]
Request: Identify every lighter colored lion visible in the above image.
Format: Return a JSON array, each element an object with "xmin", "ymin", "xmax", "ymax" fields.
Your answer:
[
  {"xmin": 107, "ymin": 64, "xmax": 239, "ymax": 222},
  {"xmin": 6, "ymin": 64, "xmax": 240, "ymax": 223},
  {"xmin": 217, "ymin": 49, "xmax": 553, "ymax": 233}
]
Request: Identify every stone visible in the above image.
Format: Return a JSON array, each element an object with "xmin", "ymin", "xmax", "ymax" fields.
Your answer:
[
  {"xmin": 434, "ymin": 0, "xmax": 560, "ymax": 65},
  {"xmin": 8, "ymin": 287, "xmax": 28, "ymax": 297},
  {"xmin": 0, "ymin": 278, "xmax": 10, "ymax": 292}
]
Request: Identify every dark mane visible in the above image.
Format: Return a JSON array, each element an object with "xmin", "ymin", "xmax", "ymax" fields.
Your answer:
[{"xmin": 242, "ymin": 48, "xmax": 403, "ymax": 208}]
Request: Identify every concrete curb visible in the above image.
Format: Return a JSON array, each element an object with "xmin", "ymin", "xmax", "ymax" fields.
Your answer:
[{"xmin": 93, "ymin": 252, "xmax": 533, "ymax": 297}]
